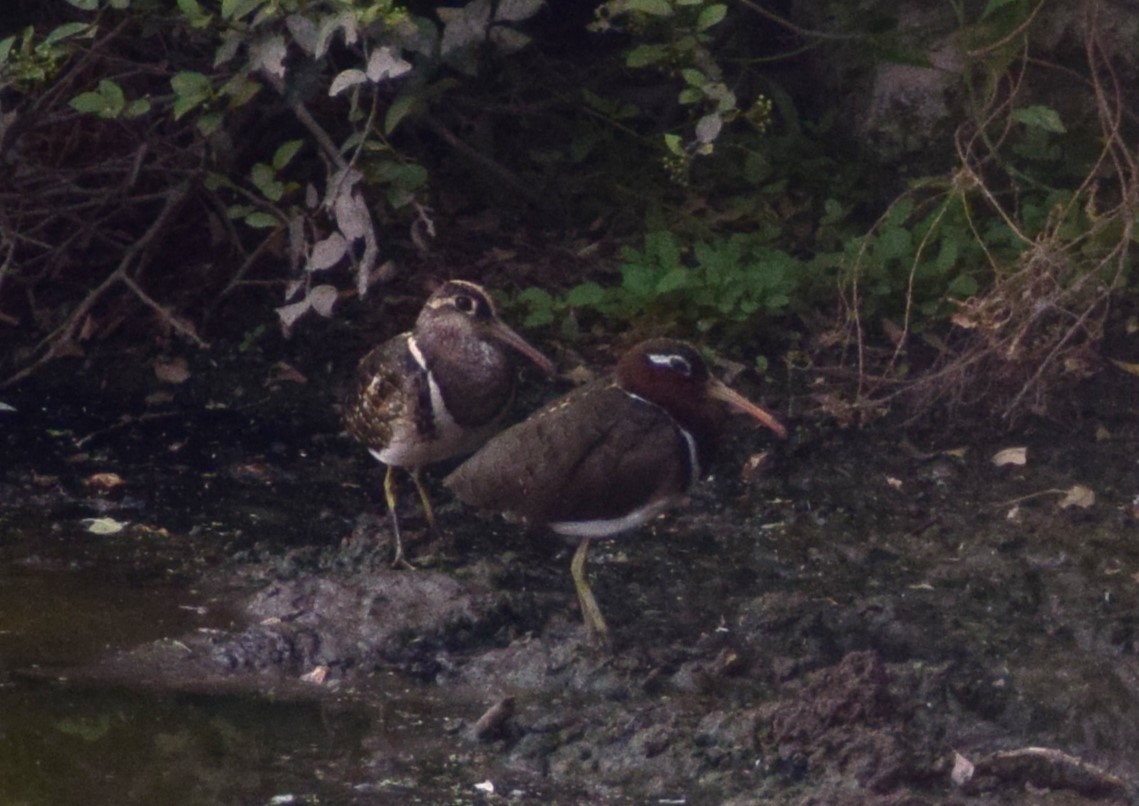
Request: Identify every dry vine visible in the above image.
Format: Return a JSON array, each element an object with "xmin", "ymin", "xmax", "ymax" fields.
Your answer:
[
  {"xmin": 0, "ymin": 20, "xmax": 287, "ymax": 388},
  {"xmin": 835, "ymin": 0, "xmax": 1136, "ymax": 428}
]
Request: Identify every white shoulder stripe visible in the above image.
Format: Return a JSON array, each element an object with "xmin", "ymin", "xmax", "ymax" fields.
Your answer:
[
  {"xmin": 407, "ymin": 334, "xmax": 428, "ymax": 371},
  {"xmin": 621, "ymin": 389, "xmax": 700, "ymax": 485}
]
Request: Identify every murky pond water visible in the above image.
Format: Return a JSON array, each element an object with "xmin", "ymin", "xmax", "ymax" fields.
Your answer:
[
  {"xmin": 0, "ymin": 522, "xmax": 342, "ymax": 805},
  {"xmin": 0, "ymin": 536, "xmax": 536, "ymax": 805}
]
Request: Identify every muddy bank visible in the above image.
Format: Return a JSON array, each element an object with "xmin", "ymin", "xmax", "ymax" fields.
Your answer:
[{"xmin": 4, "ymin": 352, "xmax": 1139, "ymax": 803}]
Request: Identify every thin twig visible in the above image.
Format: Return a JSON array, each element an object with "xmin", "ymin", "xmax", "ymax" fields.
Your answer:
[{"xmin": 3, "ymin": 180, "xmax": 196, "ymax": 388}]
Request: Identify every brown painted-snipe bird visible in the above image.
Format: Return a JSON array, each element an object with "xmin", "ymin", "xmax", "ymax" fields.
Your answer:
[
  {"xmin": 444, "ymin": 338, "xmax": 787, "ymax": 641},
  {"xmin": 344, "ymin": 280, "xmax": 556, "ymax": 567}
]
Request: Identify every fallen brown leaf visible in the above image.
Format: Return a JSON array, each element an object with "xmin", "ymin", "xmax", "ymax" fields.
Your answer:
[
  {"xmin": 992, "ymin": 447, "xmax": 1028, "ymax": 467},
  {"xmin": 154, "ymin": 356, "xmax": 191, "ymax": 384},
  {"xmin": 1058, "ymin": 484, "xmax": 1094, "ymax": 509},
  {"xmin": 84, "ymin": 472, "xmax": 125, "ymax": 493}
]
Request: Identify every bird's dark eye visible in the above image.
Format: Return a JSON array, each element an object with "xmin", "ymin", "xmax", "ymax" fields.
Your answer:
[
  {"xmin": 668, "ymin": 355, "xmax": 692, "ymax": 375},
  {"xmin": 454, "ymin": 295, "xmax": 475, "ymax": 313},
  {"xmin": 648, "ymin": 351, "xmax": 692, "ymax": 376}
]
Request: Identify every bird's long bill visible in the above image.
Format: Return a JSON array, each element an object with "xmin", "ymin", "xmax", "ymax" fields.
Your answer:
[
  {"xmin": 490, "ymin": 321, "xmax": 557, "ymax": 376},
  {"xmin": 707, "ymin": 378, "xmax": 787, "ymax": 438}
]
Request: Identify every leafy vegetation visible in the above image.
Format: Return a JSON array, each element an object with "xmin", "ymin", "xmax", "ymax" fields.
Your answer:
[{"xmin": 0, "ymin": 0, "xmax": 1134, "ymax": 425}]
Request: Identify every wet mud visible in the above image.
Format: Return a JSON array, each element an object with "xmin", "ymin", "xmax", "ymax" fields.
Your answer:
[{"xmin": 3, "ymin": 347, "xmax": 1139, "ymax": 804}]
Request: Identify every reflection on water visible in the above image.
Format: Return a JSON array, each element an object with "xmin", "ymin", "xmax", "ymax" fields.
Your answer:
[
  {"xmin": 0, "ymin": 682, "xmax": 370, "ymax": 806},
  {"xmin": 0, "ymin": 559, "xmax": 371, "ymax": 805}
]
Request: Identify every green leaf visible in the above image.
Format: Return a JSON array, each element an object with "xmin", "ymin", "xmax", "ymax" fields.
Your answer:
[
  {"xmin": 177, "ymin": 0, "xmax": 203, "ymax": 17},
  {"xmin": 517, "ymin": 287, "xmax": 555, "ymax": 327},
  {"xmin": 645, "ymin": 230, "xmax": 681, "ymax": 268},
  {"xmin": 663, "ymin": 132, "xmax": 684, "ymax": 156},
  {"xmin": 64, "ymin": 0, "xmax": 98, "ymax": 10},
  {"xmin": 875, "ymin": 227, "xmax": 912, "ymax": 263},
  {"xmin": 272, "ymin": 139, "xmax": 303, "ymax": 171},
  {"xmin": 375, "ymin": 161, "xmax": 428, "ymax": 191},
  {"xmin": 820, "ymin": 198, "xmax": 845, "ymax": 225},
  {"xmin": 196, "ymin": 111, "xmax": 223, "ymax": 136},
  {"xmin": 69, "ymin": 91, "xmax": 110, "ymax": 116},
  {"xmin": 243, "ymin": 211, "xmax": 280, "ymax": 229},
  {"xmin": 980, "ymin": 0, "xmax": 1018, "ymax": 19},
  {"xmin": 656, "ymin": 267, "xmax": 689, "ymax": 293},
  {"xmin": 947, "ymin": 274, "xmax": 978, "ymax": 297},
  {"xmin": 696, "ymin": 3, "xmax": 727, "ymax": 31},
  {"xmin": 566, "ymin": 282, "xmax": 606, "ymax": 308},
  {"xmin": 621, "ymin": 262, "xmax": 656, "ymax": 297},
  {"xmin": 0, "ymin": 36, "xmax": 15, "ymax": 64},
  {"xmin": 518, "ymin": 286, "xmax": 553, "ymax": 306},
  {"xmin": 221, "ymin": 0, "xmax": 264, "ymax": 21},
  {"xmin": 69, "ymin": 79, "xmax": 125, "ymax": 118},
  {"xmin": 677, "ymin": 87, "xmax": 702, "ymax": 105},
  {"xmin": 204, "ymin": 172, "xmax": 235, "ymax": 191},
  {"xmin": 933, "ymin": 236, "xmax": 959, "ymax": 274},
  {"xmin": 626, "ymin": 0, "xmax": 674, "ymax": 15},
  {"xmin": 44, "ymin": 22, "xmax": 92, "ymax": 46},
  {"xmin": 250, "ymin": 163, "xmax": 284, "ymax": 201},
  {"xmin": 1011, "ymin": 105, "xmax": 1066, "ymax": 134},
  {"xmin": 524, "ymin": 308, "xmax": 554, "ymax": 328},
  {"xmin": 680, "ymin": 68, "xmax": 704, "ymax": 86},
  {"xmin": 884, "ymin": 196, "xmax": 915, "ymax": 228},
  {"xmin": 626, "ymin": 44, "xmax": 667, "ymax": 68},
  {"xmin": 170, "ymin": 71, "xmax": 212, "ymax": 119},
  {"xmin": 125, "ymin": 98, "xmax": 151, "ymax": 117},
  {"xmin": 384, "ymin": 93, "xmax": 417, "ymax": 134},
  {"xmin": 219, "ymin": 75, "xmax": 260, "ymax": 108}
]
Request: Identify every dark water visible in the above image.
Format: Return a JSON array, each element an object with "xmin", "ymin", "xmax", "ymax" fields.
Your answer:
[
  {"xmin": 0, "ymin": 555, "xmax": 358, "ymax": 805},
  {"xmin": 0, "ymin": 680, "xmax": 370, "ymax": 805}
]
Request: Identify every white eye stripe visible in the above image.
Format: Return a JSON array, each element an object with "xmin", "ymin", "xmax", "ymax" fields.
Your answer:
[{"xmin": 647, "ymin": 352, "xmax": 691, "ymax": 373}]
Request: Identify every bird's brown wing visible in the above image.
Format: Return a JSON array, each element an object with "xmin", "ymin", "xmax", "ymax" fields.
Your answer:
[
  {"xmin": 444, "ymin": 382, "xmax": 691, "ymax": 526},
  {"xmin": 343, "ymin": 334, "xmax": 430, "ymax": 449}
]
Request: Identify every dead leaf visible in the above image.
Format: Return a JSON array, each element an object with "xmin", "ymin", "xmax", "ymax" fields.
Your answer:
[
  {"xmin": 991, "ymin": 447, "xmax": 1028, "ymax": 467},
  {"xmin": 942, "ymin": 447, "xmax": 969, "ymax": 459},
  {"xmin": 1109, "ymin": 358, "xmax": 1139, "ymax": 378},
  {"xmin": 154, "ymin": 356, "xmax": 191, "ymax": 384},
  {"xmin": 1058, "ymin": 484, "xmax": 1095, "ymax": 509},
  {"xmin": 1095, "ymin": 425, "xmax": 1111, "ymax": 442},
  {"xmin": 270, "ymin": 362, "xmax": 308, "ymax": 385},
  {"xmin": 564, "ymin": 363, "xmax": 595, "ymax": 386},
  {"xmin": 308, "ymin": 233, "xmax": 348, "ymax": 271},
  {"xmin": 886, "ymin": 475, "xmax": 903, "ymax": 490},
  {"xmin": 741, "ymin": 451, "xmax": 771, "ymax": 483},
  {"xmin": 950, "ymin": 311, "xmax": 978, "ymax": 330},
  {"xmin": 950, "ymin": 750, "xmax": 975, "ymax": 786},
  {"xmin": 881, "ymin": 318, "xmax": 905, "ymax": 347},
  {"xmin": 1005, "ymin": 505, "xmax": 1022, "ymax": 523},
  {"xmin": 84, "ymin": 472, "xmax": 124, "ymax": 493},
  {"xmin": 301, "ymin": 665, "xmax": 330, "ymax": 685},
  {"xmin": 82, "ymin": 517, "xmax": 127, "ymax": 535},
  {"xmin": 308, "ymin": 284, "xmax": 339, "ymax": 318}
]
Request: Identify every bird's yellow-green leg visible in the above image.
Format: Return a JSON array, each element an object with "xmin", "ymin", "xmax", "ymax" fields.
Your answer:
[
  {"xmin": 383, "ymin": 465, "xmax": 412, "ymax": 568},
  {"xmin": 571, "ymin": 538, "xmax": 610, "ymax": 644},
  {"xmin": 410, "ymin": 467, "xmax": 437, "ymax": 530}
]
